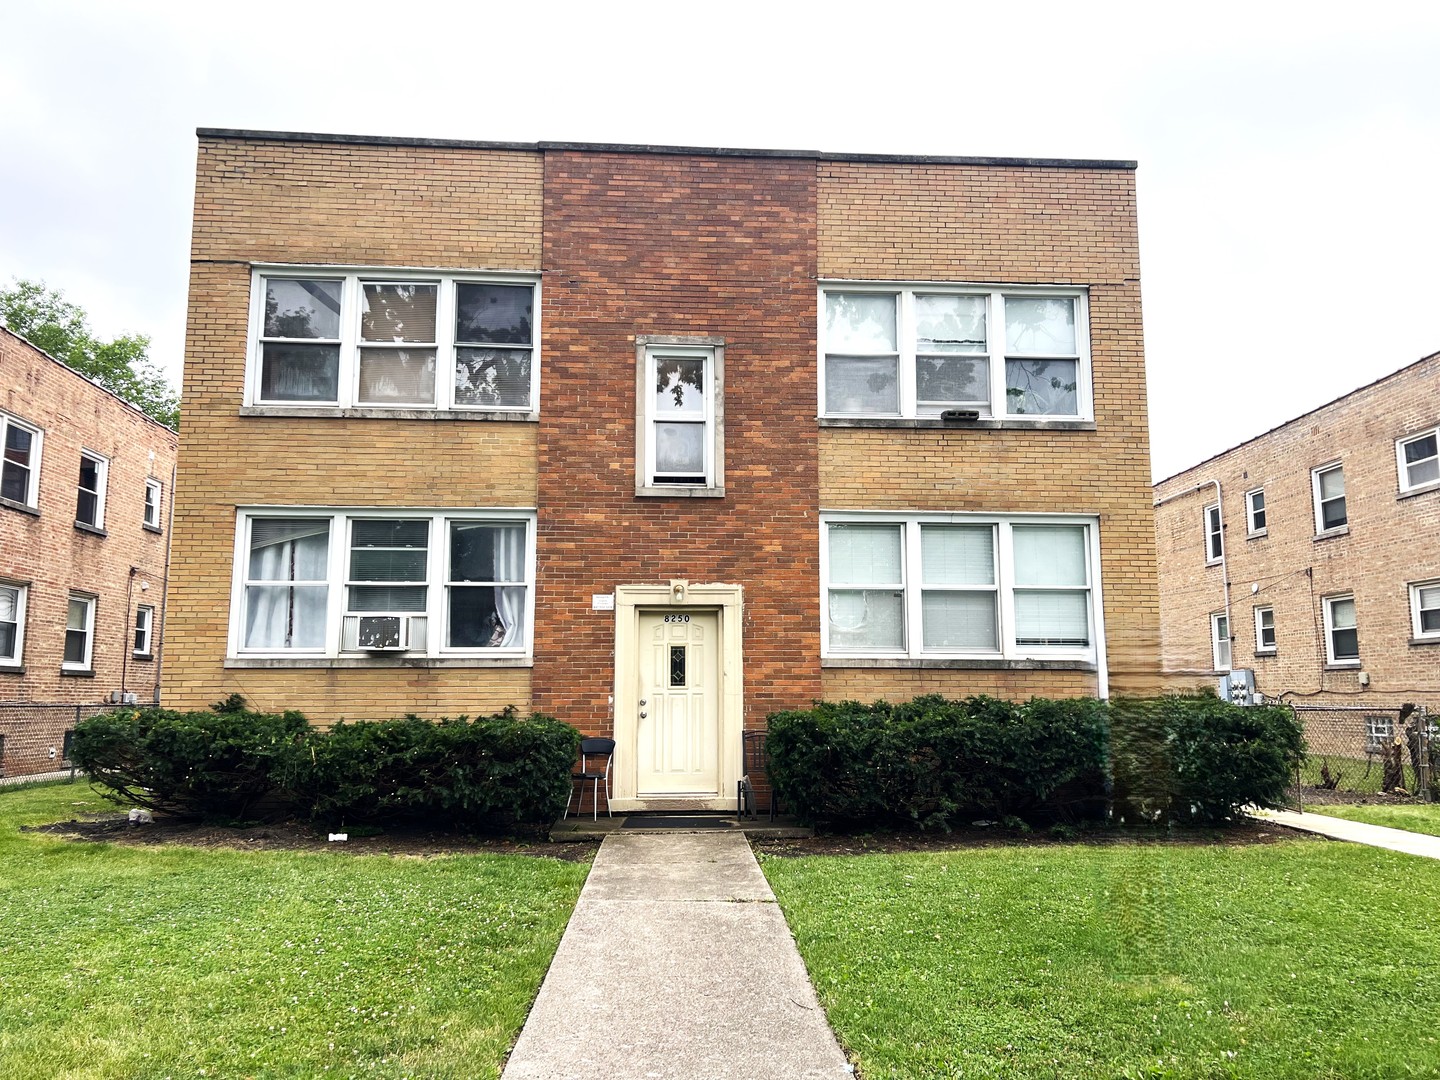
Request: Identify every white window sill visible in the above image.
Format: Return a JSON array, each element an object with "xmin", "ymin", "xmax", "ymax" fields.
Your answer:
[
  {"xmin": 1324, "ymin": 661, "xmax": 1362, "ymax": 670},
  {"xmin": 1398, "ymin": 481, "xmax": 1440, "ymax": 500},
  {"xmin": 1314, "ymin": 526, "xmax": 1350, "ymax": 541},
  {"xmin": 1205, "ymin": 558, "xmax": 1222, "ymax": 567},
  {"xmin": 239, "ymin": 406, "xmax": 538, "ymax": 422},
  {"xmin": 821, "ymin": 656, "xmax": 1097, "ymax": 672},
  {"xmin": 819, "ymin": 416, "xmax": 1096, "ymax": 431},
  {"xmin": 1255, "ymin": 649, "xmax": 1278, "ymax": 658},
  {"xmin": 636, "ymin": 485, "xmax": 725, "ymax": 499},
  {"xmin": 1247, "ymin": 530, "xmax": 1268, "ymax": 540},
  {"xmin": 225, "ymin": 656, "xmax": 533, "ymax": 670}
]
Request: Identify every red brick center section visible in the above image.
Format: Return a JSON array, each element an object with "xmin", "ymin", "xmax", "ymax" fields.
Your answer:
[{"xmin": 534, "ymin": 151, "xmax": 821, "ymax": 736}]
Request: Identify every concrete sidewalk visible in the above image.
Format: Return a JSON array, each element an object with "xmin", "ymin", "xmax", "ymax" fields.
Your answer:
[
  {"xmin": 502, "ymin": 832, "xmax": 852, "ymax": 1079},
  {"xmin": 1253, "ymin": 807, "xmax": 1440, "ymax": 860}
]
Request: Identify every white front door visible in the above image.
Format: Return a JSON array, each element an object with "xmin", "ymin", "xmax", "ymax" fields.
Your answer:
[{"xmin": 635, "ymin": 609, "xmax": 720, "ymax": 797}]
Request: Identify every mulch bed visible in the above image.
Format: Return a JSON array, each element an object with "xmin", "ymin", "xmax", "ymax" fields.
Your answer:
[
  {"xmin": 24, "ymin": 813, "xmax": 599, "ymax": 862},
  {"xmin": 1289, "ymin": 786, "xmax": 1430, "ymax": 807}
]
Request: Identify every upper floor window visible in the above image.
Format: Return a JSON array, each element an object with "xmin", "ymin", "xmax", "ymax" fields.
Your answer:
[
  {"xmin": 635, "ymin": 338, "xmax": 724, "ymax": 496},
  {"xmin": 821, "ymin": 513, "xmax": 1099, "ymax": 663},
  {"xmin": 1410, "ymin": 581, "xmax": 1440, "ymax": 641},
  {"xmin": 1203, "ymin": 503, "xmax": 1223, "ymax": 563},
  {"xmin": 248, "ymin": 269, "xmax": 538, "ymax": 413},
  {"xmin": 1210, "ymin": 611, "xmax": 1231, "ymax": 671},
  {"xmin": 1245, "ymin": 488, "xmax": 1267, "ymax": 536},
  {"xmin": 1312, "ymin": 463, "xmax": 1347, "ymax": 534},
  {"xmin": 133, "ymin": 605, "xmax": 155, "ymax": 657},
  {"xmin": 1, "ymin": 412, "xmax": 42, "ymax": 510},
  {"xmin": 231, "ymin": 508, "xmax": 535, "ymax": 659},
  {"xmin": 819, "ymin": 286, "xmax": 1091, "ymax": 421},
  {"xmin": 0, "ymin": 582, "xmax": 26, "ymax": 667},
  {"xmin": 1254, "ymin": 605, "xmax": 1276, "ymax": 653},
  {"xmin": 1323, "ymin": 594, "xmax": 1359, "ymax": 665},
  {"xmin": 76, "ymin": 451, "xmax": 108, "ymax": 529},
  {"xmin": 1397, "ymin": 428, "xmax": 1439, "ymax": 493},
  {"xmin": 144, "ymin": 478, "xmax": 163, "ymax": 530}
]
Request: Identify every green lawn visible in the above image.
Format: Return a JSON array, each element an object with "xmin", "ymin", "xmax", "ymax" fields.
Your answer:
[
  {"xmin": 763, "ymin": 839, "xmax": 1440, "ymax": 1080},
  {"xmin": 0, "ymin": 782, "xmax": 589, "ymax": 1079},
  {"xmin": 1314, "ymin": 803, "xmax": 1440, "ymax": 838}
]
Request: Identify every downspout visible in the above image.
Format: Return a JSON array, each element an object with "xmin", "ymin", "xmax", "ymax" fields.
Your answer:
[
  {"xmin": 1153, "ymin": 479, "xmax": 1231, "ymax": 671},
  {"xmin": 153, "ymin": 460, "xmax": 177, "ymax": 705}
]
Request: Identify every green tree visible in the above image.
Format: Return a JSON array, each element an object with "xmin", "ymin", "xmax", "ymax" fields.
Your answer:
[{"xmin": 0, "ymin": 278, "xmax": 179, "ymax": 428}]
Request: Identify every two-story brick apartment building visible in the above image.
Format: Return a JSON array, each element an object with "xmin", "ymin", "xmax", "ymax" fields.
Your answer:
[
  {"xmin": 166, "ymin": 129, "xmax": 1163, "ymax": 811},
  {"xmin": 1, "ymin": 328, "xmax": 177, "ymax": 775},
  {"xmin": 1154, "ymin": 352, "xmax": 1440, "ymax": 713}
]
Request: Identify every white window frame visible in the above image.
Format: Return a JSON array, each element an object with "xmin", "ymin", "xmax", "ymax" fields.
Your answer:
[
  {"xmin": 63, "ymin": 593, "xmax": 96, "ymax": 671},
  {"xmin": 0, "ymin": 411, "xmax": 43, "ymax": 510},
  {"xmin": 818, "ymin": 283, "xmax": 1093, "ymax": 422},
  {"xmin": 133, "ymin": 604, "xmax": 155, "ymax": 657},
  {"xmin": 228, "ymin": 507, "xmax": 537, "ymax": 660},
  {"xmin": 246, "ymin": 267, "xmax": 541, "ymax": 414},
  {"xmin": 0, "ymin": 580, "xmax": 27, "ymax": 668},
  {"xmin": 1254, "ymin": 605, "xmax": 1276, "ymax": 654},
  {"xmin": 1210, "ymin": 611, "xmax": 1231, "ymax": 671},
  {"xmin": 636, "ymin": 340, "xmax": 723, "ymax": 494},
  {"xmin": 1311, "ymin": 462, "xmax": 1347, "ymax": 534},
  {"xmin": 1245, "ymin": 487, "xmax": 1267, "ymax": 536},
  {"xmin": 1396, "ymin": 427, "xmax": 1440, "ymax": 494},
  {"xmin": 76, "ymin": 450, "xmax": 109, "ymax": 529},
  {"xmin": 1322, "ymin": 593, "xmax": 1360, "ymax": 666},
  {"xmin": 819, "ymin": 511, "xmax": 1102, "ymax": 664},
  {"xmin": 1203, "ymin": 503, "xmax": 1223, "ymax": 564},
  {"xmin": 143, "ymin": 478, "xmax": 163, "ymax": 529},
  {"xmin": 1410, "ymin": 580, "xmax": 1440, "ymax": 641},
  {"xmin": 1365, "ymin": 714, "xmax": 1393, "ymax": 754}
]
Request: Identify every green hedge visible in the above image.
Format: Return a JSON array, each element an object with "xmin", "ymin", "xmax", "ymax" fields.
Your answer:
[
  {"xmin": 767, "ymin": 693, "xmax": 1304, "ymax": 829},
  {"xmin": 766, "ymin": 694, "xmax": 1108, "ymax": 829},
  {"xmin": 72, "ymin": 699, "xmax": 580, "ymax": 829}
]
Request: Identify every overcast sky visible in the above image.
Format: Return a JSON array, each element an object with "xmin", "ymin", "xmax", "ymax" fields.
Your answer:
[{"xmin": 3, "ymin": 1, "xmax": 1437, "ymax": 480}]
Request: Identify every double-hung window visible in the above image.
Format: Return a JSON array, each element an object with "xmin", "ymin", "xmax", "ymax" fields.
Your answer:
[
  {"xmin": 636, "ymin": 339, "xmax": 723, "ymax": 494},
  {"xmin": 1397, "ymin": 428, "xmax": 1439, "ymax": 493},
  {"xmin": 1323, "ymin": 594, "xmax": 1359, "ymax": 664},
  {"xmin": 1, "ymin": 412, "xmax": 41, "ymax": 509},
  {"xmin": 1204, "ymin": 503, "xmax": 1223, "ymax": 563},
  {"xmin": 1210, "ymin": 612, "xmax": 1231, "ymax": 671},
  {"xmin": 1410, "ymin": 581, "xmax": 1440, "ymax": 641},
  {"xmin": 133, "ymin": 605, "xmax": 155, "ymax": 657},
  {"xmin": 143, "ymin": 478, "xmax": 163, "ymax": 530},
  {"xmin": 249, "ymin": 270, "xmax": 538, "ymax": 412},
  {"xmin": 1245, "ymin": 488, "xmax": 1266, "ymax": 535},
  {"xmin": 1312, "ymin": 463, "xmax": 1347, "ymax": 533},
  {"xmin": 76, "ymin": 451, "xmax": 108, "ymax": 529},
  {"xmin": 821, "ymin": 514, "xmax": 1098, "ymax": 662},
  {"xmin": 1254, "ymin": 605, "xmax": 1276, "ymax": 653},
  {"xmin": 820, "ymin": 286, "xmax": 1090, "ymax": 420},
  {"xmin": 63, "ymin": 594, "xmax": 96, "ymax": 671},
  {"xmin": 233, "ymin": 509, "xmax": 534, "ymax": 659},
  {"xmin": 0, "ymin": 582, "xmax": 26, "ymax": 667}
]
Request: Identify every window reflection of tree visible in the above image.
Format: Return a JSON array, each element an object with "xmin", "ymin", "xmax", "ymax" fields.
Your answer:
[
  {"xmin": 916, "ymin": 357, "xmax": 981, "ymax": 400},
  {"xmin": 1006, "ymin": 361, "xmax": 1077, "ymax": 414},
  {"xmin": 655, "ymin": 357, "xmax": 705, "ymax": 407}
]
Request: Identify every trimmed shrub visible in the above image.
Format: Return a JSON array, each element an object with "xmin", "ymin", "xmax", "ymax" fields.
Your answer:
[
  {"xmin": 70, "ymin": 704, "xmax": 308, "ymax": 820},
  {"xmin": 1110, "ymin": 694, "xmax": 1304, "ymax": 824},
  {"xmin": 278, "ymin": 709, "xmax": 579, "ymax": 829},
  {"xmin": 767, "ymin": 694, "xmax": 1108, "ymax": 829}
]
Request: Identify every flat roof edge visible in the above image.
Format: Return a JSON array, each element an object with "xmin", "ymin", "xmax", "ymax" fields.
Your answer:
[{"xmin": 195, "ymin": 128, "xmax": 1136, "ymax": 170}]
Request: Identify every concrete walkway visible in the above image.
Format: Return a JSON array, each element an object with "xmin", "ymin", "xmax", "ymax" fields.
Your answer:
[
  {"xmin": 1253, "ymin": 807, "xmax": 1440, "ymax": 860},
  {"xmin": 502, "ymin": 832, "xmax": 852, "ymax": 1079}
]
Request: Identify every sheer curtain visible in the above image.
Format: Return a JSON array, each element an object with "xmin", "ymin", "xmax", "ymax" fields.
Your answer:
[
  {"xmin": 245, "ymin": 519, "xmax": 330, "ymax": 649},
  {"xmin": 492, "ymin": 525, "xmax": 525, "ymax": 647}
]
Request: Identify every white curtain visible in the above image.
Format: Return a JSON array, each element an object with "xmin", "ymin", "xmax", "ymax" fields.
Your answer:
[
  {"xmin": 493, "ymin": 525, "xmax": 525, "ymax": 647},
  {"xmin": 244, "ymin": 520, "xmax": 329, "ymax": 649}
]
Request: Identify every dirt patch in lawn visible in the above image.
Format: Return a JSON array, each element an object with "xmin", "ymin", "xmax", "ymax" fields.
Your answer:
[
  {"xmin": 25, "ymin": 813, "xmax": 599, "ymax": 862},
  {"xmin": 1289, "ymin": 787, "xmax": 1430, "ymax": 807},
  {"xmin": 752, "ymin": 819, "xmax": 1310, "ymax": 858}
]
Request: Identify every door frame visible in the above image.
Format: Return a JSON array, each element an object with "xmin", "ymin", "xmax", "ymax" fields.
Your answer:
[{"xmin": 611, "ymin": 581, "xmax": 743, "ymax": 811}]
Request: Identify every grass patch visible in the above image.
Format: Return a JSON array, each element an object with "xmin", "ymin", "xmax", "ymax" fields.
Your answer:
[
  {"xmin": 0, "ymin": 783, "xmax": 588, "ymax": 1079},
  {"xmin": 1314, "ymin": 803, "xmax": 1440, "ymax": 838},
  {"xmin": 762, "ymin": 839, "xmax": 1440, "ymax": 1079}
]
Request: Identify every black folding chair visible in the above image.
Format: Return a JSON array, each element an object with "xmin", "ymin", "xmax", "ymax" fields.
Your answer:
[{"xmin": 567, "ymin": 737, "xmax": 615, "ymax": 820}]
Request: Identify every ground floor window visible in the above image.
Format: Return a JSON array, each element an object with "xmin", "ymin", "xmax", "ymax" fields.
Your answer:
[
  {"xmin": 820, "ymin": 512, "xmax": 1099, "ymax": 662},
  {"xmin": 231, "ymin": 508, "xmax": 535, "ymax": 659},
  {"xmin": 1323, "ymin": 594, "xmax": 1359, "ymax": 664}
]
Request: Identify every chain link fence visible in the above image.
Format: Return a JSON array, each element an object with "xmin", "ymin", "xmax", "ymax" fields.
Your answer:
[
  {"xmin": 1284, "ymin": 703, "xmax": 1434, "ymax": 810},
  {"xmin": 0, "ymin": 703, "xmax": 112, "ymax": 783}
]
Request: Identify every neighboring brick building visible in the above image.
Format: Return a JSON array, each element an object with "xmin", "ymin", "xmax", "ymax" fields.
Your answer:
[
  {"xmin": 0, "ymin": 328, "xmax": 177, "ymax": 775},
  {"xmin": 1154, "ymin": 352, "xmax": 1440, "ymax": 711},
  {"xmin": 166, "ymin": 129, "xmax": 1164, "ymax": 811}
]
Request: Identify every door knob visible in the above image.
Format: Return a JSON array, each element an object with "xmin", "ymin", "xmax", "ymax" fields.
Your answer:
[
  {"xmin": 639, "ymin": 699, "xmax": 647, "ymax": 706},
  {"xmin": 639, "ymin": 711, "xmax": 648, "ymax": 718}
]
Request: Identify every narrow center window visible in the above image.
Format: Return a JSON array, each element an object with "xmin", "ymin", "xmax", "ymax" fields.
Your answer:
[{"xmin": 669, "ymin": 645, "xmax": 687, "ymax": 687}]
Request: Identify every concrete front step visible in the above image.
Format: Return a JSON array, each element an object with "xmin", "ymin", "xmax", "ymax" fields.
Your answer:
[{"xmin": 551, "ymin": 812, "xmax": 812, "ymax": 841}]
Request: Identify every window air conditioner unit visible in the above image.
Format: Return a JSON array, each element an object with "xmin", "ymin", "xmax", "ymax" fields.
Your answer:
[{"xmin": 343, "ymin": 615, "xmax": 419, "ymax": 652}]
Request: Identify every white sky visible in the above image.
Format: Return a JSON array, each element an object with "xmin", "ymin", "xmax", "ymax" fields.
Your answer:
[{"xmin": 2, "ymin": 0, "xmax": 1437, "ymax": 480}]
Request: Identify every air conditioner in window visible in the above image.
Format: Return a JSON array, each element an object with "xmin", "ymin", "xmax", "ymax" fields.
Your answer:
[{"xmin": 343, "ymin": 615, "xmax": 425, "ymax": 653}]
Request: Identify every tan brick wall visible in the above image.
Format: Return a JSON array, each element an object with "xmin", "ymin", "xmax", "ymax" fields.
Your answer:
[
  {"xmin": 166, "ymin": 138, "xmax": 543, "ymax": 723},
  {"xmin": 818, "ymin": 163, "xmax": 1162, "ymax": 701},
  {"xmin": 0, "ymin": 329, "xmax": 176, "ymax": 706},
  {"xmin": 1154, "ymin": 352, "xmax": 1440, "ymax": 707}
]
